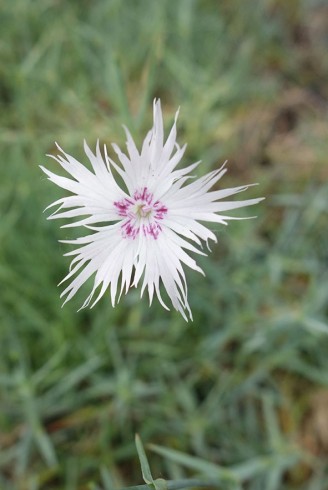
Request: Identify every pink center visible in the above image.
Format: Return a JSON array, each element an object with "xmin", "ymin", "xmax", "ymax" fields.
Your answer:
[{"xmin": 114, "ymin": 187, "xmax": 167, "ymax": 240}]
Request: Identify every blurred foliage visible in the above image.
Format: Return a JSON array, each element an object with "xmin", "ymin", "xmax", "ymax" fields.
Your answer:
[{"xmin": 0, "ymin": 0, "xmax": 328, "ymax": 489}]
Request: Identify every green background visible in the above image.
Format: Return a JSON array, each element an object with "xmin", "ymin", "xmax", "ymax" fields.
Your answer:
[{"xmin": 1, "ymin": 0, "xmax": 327, "ymax": 488}]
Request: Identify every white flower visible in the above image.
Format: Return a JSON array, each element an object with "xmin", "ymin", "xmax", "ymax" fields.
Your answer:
[{"xmin": 41, "ymin": 99, "xmax": 263, "ymax": 320}]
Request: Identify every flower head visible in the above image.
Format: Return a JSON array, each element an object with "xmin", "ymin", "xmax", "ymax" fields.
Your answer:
[{"xmin": 41, "ymin": 99, "xmax": 263, "ymax": 320}]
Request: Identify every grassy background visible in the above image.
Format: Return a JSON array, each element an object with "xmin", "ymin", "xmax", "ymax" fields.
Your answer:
[{"xmin": 1, "ymin": 0, "xmax": 328, "ymax": 488}]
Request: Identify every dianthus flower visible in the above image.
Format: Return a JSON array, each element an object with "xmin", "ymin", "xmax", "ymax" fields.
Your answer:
[{"xmin": 41, "ymin": 100, "xmax": 263, "ymax": 320}]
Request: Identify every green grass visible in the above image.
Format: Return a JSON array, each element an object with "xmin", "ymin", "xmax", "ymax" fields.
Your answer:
[{"xmin": 1, "ymin": 0, "xmax": 328, "ymax": 489}]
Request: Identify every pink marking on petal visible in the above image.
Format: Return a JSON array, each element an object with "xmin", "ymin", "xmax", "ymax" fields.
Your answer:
[{"xmin": 113, "ymin": 197, "xmax": 134, "ymax": 217}]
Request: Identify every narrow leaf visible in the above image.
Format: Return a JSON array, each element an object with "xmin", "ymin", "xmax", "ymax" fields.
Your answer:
[{"xmin": 135, "ymin": 434, "xmax": 154, "ymax": 485}]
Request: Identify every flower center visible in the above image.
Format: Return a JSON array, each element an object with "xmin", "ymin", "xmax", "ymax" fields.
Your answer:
[
  {"xmin": 135, "ymin": 203, "xmax": 152, "ymax": 219},
  {"xmin": 114, "ymin": 187, "xmax": 167, "ymax": 240}
]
